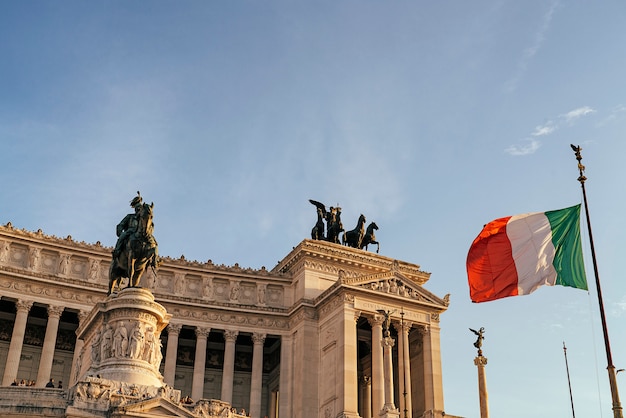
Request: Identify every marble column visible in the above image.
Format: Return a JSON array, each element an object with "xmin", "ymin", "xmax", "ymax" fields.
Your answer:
[
  {"xmin": 69, "ymin": 311, "xmax": 88, "ymax": 386},
  {"xmin": 474, "ymin": 355, "xmax": 489, "ymax": 418},
  {"xmin": 250, "ymin": 332, "xmax": 266, "ymax": 418},
  {"xmin": 2, "ymin": 300, "xmax": 34, "ymax": 386},
  {"xmin": 192, "ymin": 327, "xmax": 210, "ymax": 400},
  {"xmin": 36, "ymin": 305, "xmax": 65, "ymax": 386},
  {"xmin": 278, "ymin": 334, "xmax": 293, "ymax": 418},
  {"xmin": 395, "ymin": 322, "xmax": 406, "ymax": 415},
  {"xmin": 399, "ymin": 321, "xmax": 413, "ymax": 417},
  {"xmin": 220, "ymin": 330, "xmax": 238, "ymax": 404},
  {"xmin": 163, "ymin": 323, "xmax": 182, "ymax": 387},
  {"xmin": 337, "ymin": 308, "xmax": 360, "ymax": 417},
  {"xmin": 381, "ymin": 336, "xmax": 397, "ymax": 413},
  {"xmin": 422, "ymin": 324, "xmax": 444, "ymax": 415},
  {"xmin": 369, "ymin": 314, "xmax": 385, "ymax": 416},
  {"xmin": 362, "ymin": 376, "xmax": 372, "ymax": 418}
]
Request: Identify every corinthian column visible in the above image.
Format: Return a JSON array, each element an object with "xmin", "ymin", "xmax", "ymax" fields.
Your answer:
[
  {"xmin": 36, "ymin": 305, "xmax": 65, "ymax": 386},
  {"xmin": 2, "ymin": 300, "xmax": 34, "ymax": 386},
  {"xmin": 474, "ymin": 355, "xmax": 489, "ymax": 418},
  {"xmin": 163, "ymin": 323, "xmax": 182, "ymax": 386},
  {"xmin": 221, "ymin": 330, "xmax": 238, "ymax": 404},
  {"xmin": 368, "ymin": 314, "xmax": 385, "ymax": 415},
  {"xmin": 250, "ymin": 332, "xmax": 266, "ymax": 418},
  {"xmin": 192, "ymin": 327, "xmax": 210, "ymax": 400}
]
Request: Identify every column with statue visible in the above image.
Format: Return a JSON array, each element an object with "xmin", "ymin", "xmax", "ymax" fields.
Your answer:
[{"xmin": 471, "ymin": 327, "xmax": 489, "ymax": 418}]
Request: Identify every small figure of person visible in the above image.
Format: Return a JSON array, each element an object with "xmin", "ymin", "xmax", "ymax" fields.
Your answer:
[
  {"xmin": 46, "ymin": 378, "xmax": 55, "ymax": 388},
  {"xmin": 57, "ymin": 381, "xmax": 63, "ymax": 389}
]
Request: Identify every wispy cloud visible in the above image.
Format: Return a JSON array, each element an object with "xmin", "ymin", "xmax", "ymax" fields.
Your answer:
[
  {"xmin": 531, "ymin": 122, "xmax": 556, "ymax": 137},
  {"xmin": 562, "ymin": 106, "xmax": 596, "ymax": 123},
  {"xmin": 506, "ymin": 105, "xmax": 596, "ymax": 156},
  {"xmin": 504, "ymin": 1, "xmax": 559, "ymax": 92},
  {"xmin": 505, "ymin": 138, "xmax": 541, "ymax": 156}
]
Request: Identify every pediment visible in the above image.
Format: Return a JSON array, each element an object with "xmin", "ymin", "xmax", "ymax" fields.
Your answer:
[
  {"xmin": 339, "ymin": 270, "xmax": 449, "ymax": 308},
  {"xmin": 111, "ymin": 397, "xmax": 197, "ymax": 417}
]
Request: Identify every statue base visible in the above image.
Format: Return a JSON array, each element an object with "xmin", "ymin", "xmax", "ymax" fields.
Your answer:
[{"xmin": 74, "ymin": 287, "xmax": 172, "ymax": 387}]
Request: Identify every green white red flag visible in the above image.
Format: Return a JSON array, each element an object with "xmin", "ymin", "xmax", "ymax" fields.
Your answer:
[{"xmin": 467, "ymin": 204, "xmax": 588, "ymax": 303}]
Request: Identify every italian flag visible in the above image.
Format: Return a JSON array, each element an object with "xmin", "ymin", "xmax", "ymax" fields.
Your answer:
[{"xmin": 467, "ymin": 204, "xmax": 588, "ymax": 303}]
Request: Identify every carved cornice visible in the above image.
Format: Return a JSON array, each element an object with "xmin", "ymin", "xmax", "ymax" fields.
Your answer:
[
  {"xmin": 272, "ymin": 239, "xmax": 430, "ymax": 284},
  {"xmin": 0, "ymin": 225, "xmax": 286, "ymax": 280}
]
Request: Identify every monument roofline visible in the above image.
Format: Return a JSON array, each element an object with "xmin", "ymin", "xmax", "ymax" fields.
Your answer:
[{"xmin": 272, "ymin": 239, "xmax": 431, "ymax": 285}]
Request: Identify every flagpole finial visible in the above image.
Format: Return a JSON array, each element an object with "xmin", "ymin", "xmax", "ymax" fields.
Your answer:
[{"xmin": 571, "ymin": 144, "xmax": 587, "ymax": 184}]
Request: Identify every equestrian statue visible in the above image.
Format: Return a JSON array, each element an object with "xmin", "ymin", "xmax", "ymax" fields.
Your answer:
[{"xmin": 109, "ymin": 192, "xmax": 160, "ymax": 295}]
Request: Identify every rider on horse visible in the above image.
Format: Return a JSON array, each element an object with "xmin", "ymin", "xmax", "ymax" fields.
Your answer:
[{"xmin": 112, "ymin": 192, "xmax": 143, "ymax": 259}]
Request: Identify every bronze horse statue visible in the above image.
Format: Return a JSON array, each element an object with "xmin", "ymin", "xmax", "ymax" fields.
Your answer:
[
  {"xmin": 311, "ymin": 207, "xmax": 325, "ymax": 240},
  {"xmin": 108, "ymin": 202, "xmax": 159, "ymax": 295},
  {"xmin": 342, "ymin": 214, "xmax": 366, "ymax": 249},
  {"xmin": 360, "ymin": 221, "xmax": 379, "ymax": 253}
]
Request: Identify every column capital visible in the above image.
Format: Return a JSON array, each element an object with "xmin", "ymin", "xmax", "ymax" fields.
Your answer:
[
  {"xmin": 195, "ymin": 326, "xmax": 211, "ymax": 339},
  {"xmin": 15, "ymin": 300, "xmax": 34, "ymax": 313},
  {"xmin": 252, "ymin": 332, "xmax": 266, "ymax": 345},
  {"xmin": 474, "ymin": 356, "xmax": 488, "ymax": 367},
  {"xmin": 167, "ymin": 323, "xmax": 183, "ymax": 335},
  {"xmin": 47, "ymin": 305, "xmax": 64, "ymax": 319},
  {"xmin": 224, "ymin": 330, "xmax": 239, "ymax": 342},
  {"xmin": 392, "ymin": 319, "xmax": 413, "ymax": 334},
  {"xmin": 368, "ymin": 314, "xmax": 385, "ymax": 328},
  {"xmin": 381, "ymin": 336, "xmax": 396, "ymax": 349},
  {"xmin": 416, "ymin": 324, "xmax": 430, "ymax": 335}
]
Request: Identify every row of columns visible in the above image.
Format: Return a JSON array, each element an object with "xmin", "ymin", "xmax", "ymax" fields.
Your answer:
[
  {"xmin": 362, "ymin": 315, "xmax": 420, "ymax": 418},
  {"xmin": 161, "ymin": 324, "xmax": 268, "ymax": 418},
  {"xmin": 1, "ymin": 300, "xmax": 66, "ymax": 387}
]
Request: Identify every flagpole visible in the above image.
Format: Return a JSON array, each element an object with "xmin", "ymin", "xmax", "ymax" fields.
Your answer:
[
  {"xmin": 571, "ymin": 144, "xmax": 623, "ymax": 418},
  {"xmin": 563, "ymin": 342, "xmax": 576, "ymax": 418}
]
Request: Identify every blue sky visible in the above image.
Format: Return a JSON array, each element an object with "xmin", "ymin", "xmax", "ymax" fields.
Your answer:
[{"xmin": 2, "ymin": 1, "xmax": 626, "ymax": 416}]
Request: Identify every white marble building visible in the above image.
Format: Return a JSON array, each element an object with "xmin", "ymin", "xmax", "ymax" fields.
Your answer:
[{"xmin": 0, "ymin": 222, "xmax": 457, "ymax": 418}]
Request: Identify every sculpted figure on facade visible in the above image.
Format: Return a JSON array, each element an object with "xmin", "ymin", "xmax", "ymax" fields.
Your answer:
[
  {"xmin": 230, "ymin": 281, "xmax": 241, "ymax": 301},
  {"xmin": 89, "ymin": 259, "xmax": 100, "ymax": 281},
  {"xmin": 29, "ymin": 247, "xmax": 40, "ymax": 270},
  {"xmin": 113, "ymin": 321, "xmax": 128, "ymax": 358},
  {"xmin": 142, "ymin": 326, "xmax": 156, "ymax": 364},
  {"xmin": 101, "ymin": 324, "xmax": 113, "ymax": 360},
  {"xmin": 59, "ymin": 253, "xmax": 71, "ymax": 276},
  {"xmin": 257, "ymin": 284, "xmax": 266, "ymax": 305},
  {"xmin": 91, "ymin": 329, "xmax": 102, "ymax": 363},
  {"xmin": 129, "ymin": 323, "xmax": 144, "ymax": 359},
  {"xmin": 203, "ymin": 277, "xmax": 214, "ymax": 300},
  {"xmin": 0, "ymin": 240, "xmax": 9, "ymax": 262}
]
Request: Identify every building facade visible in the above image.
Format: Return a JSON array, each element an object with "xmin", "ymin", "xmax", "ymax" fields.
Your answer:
[{"xmin": 0, "ymin": 222, "xmax": 453, "ymax": 418}]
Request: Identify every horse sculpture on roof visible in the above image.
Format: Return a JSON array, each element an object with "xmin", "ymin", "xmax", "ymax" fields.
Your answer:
[{"xmin": 309, "ymin": 199, "xmax": 380, "ymax": 253}]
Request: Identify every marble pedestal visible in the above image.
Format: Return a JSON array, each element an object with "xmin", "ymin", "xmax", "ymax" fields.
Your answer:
[{"xmin": 67, "ymin": 287, "xmax": 179, "ymax": 416}]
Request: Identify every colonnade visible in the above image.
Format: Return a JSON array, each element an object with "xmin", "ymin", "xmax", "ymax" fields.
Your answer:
[
  {"xmin": 161, "ymin": 324, "xmax": 272, "ymax": 418},
  {"xmin": 1, "ymin": 299, "xmax": 68, "ymax": 387}
]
